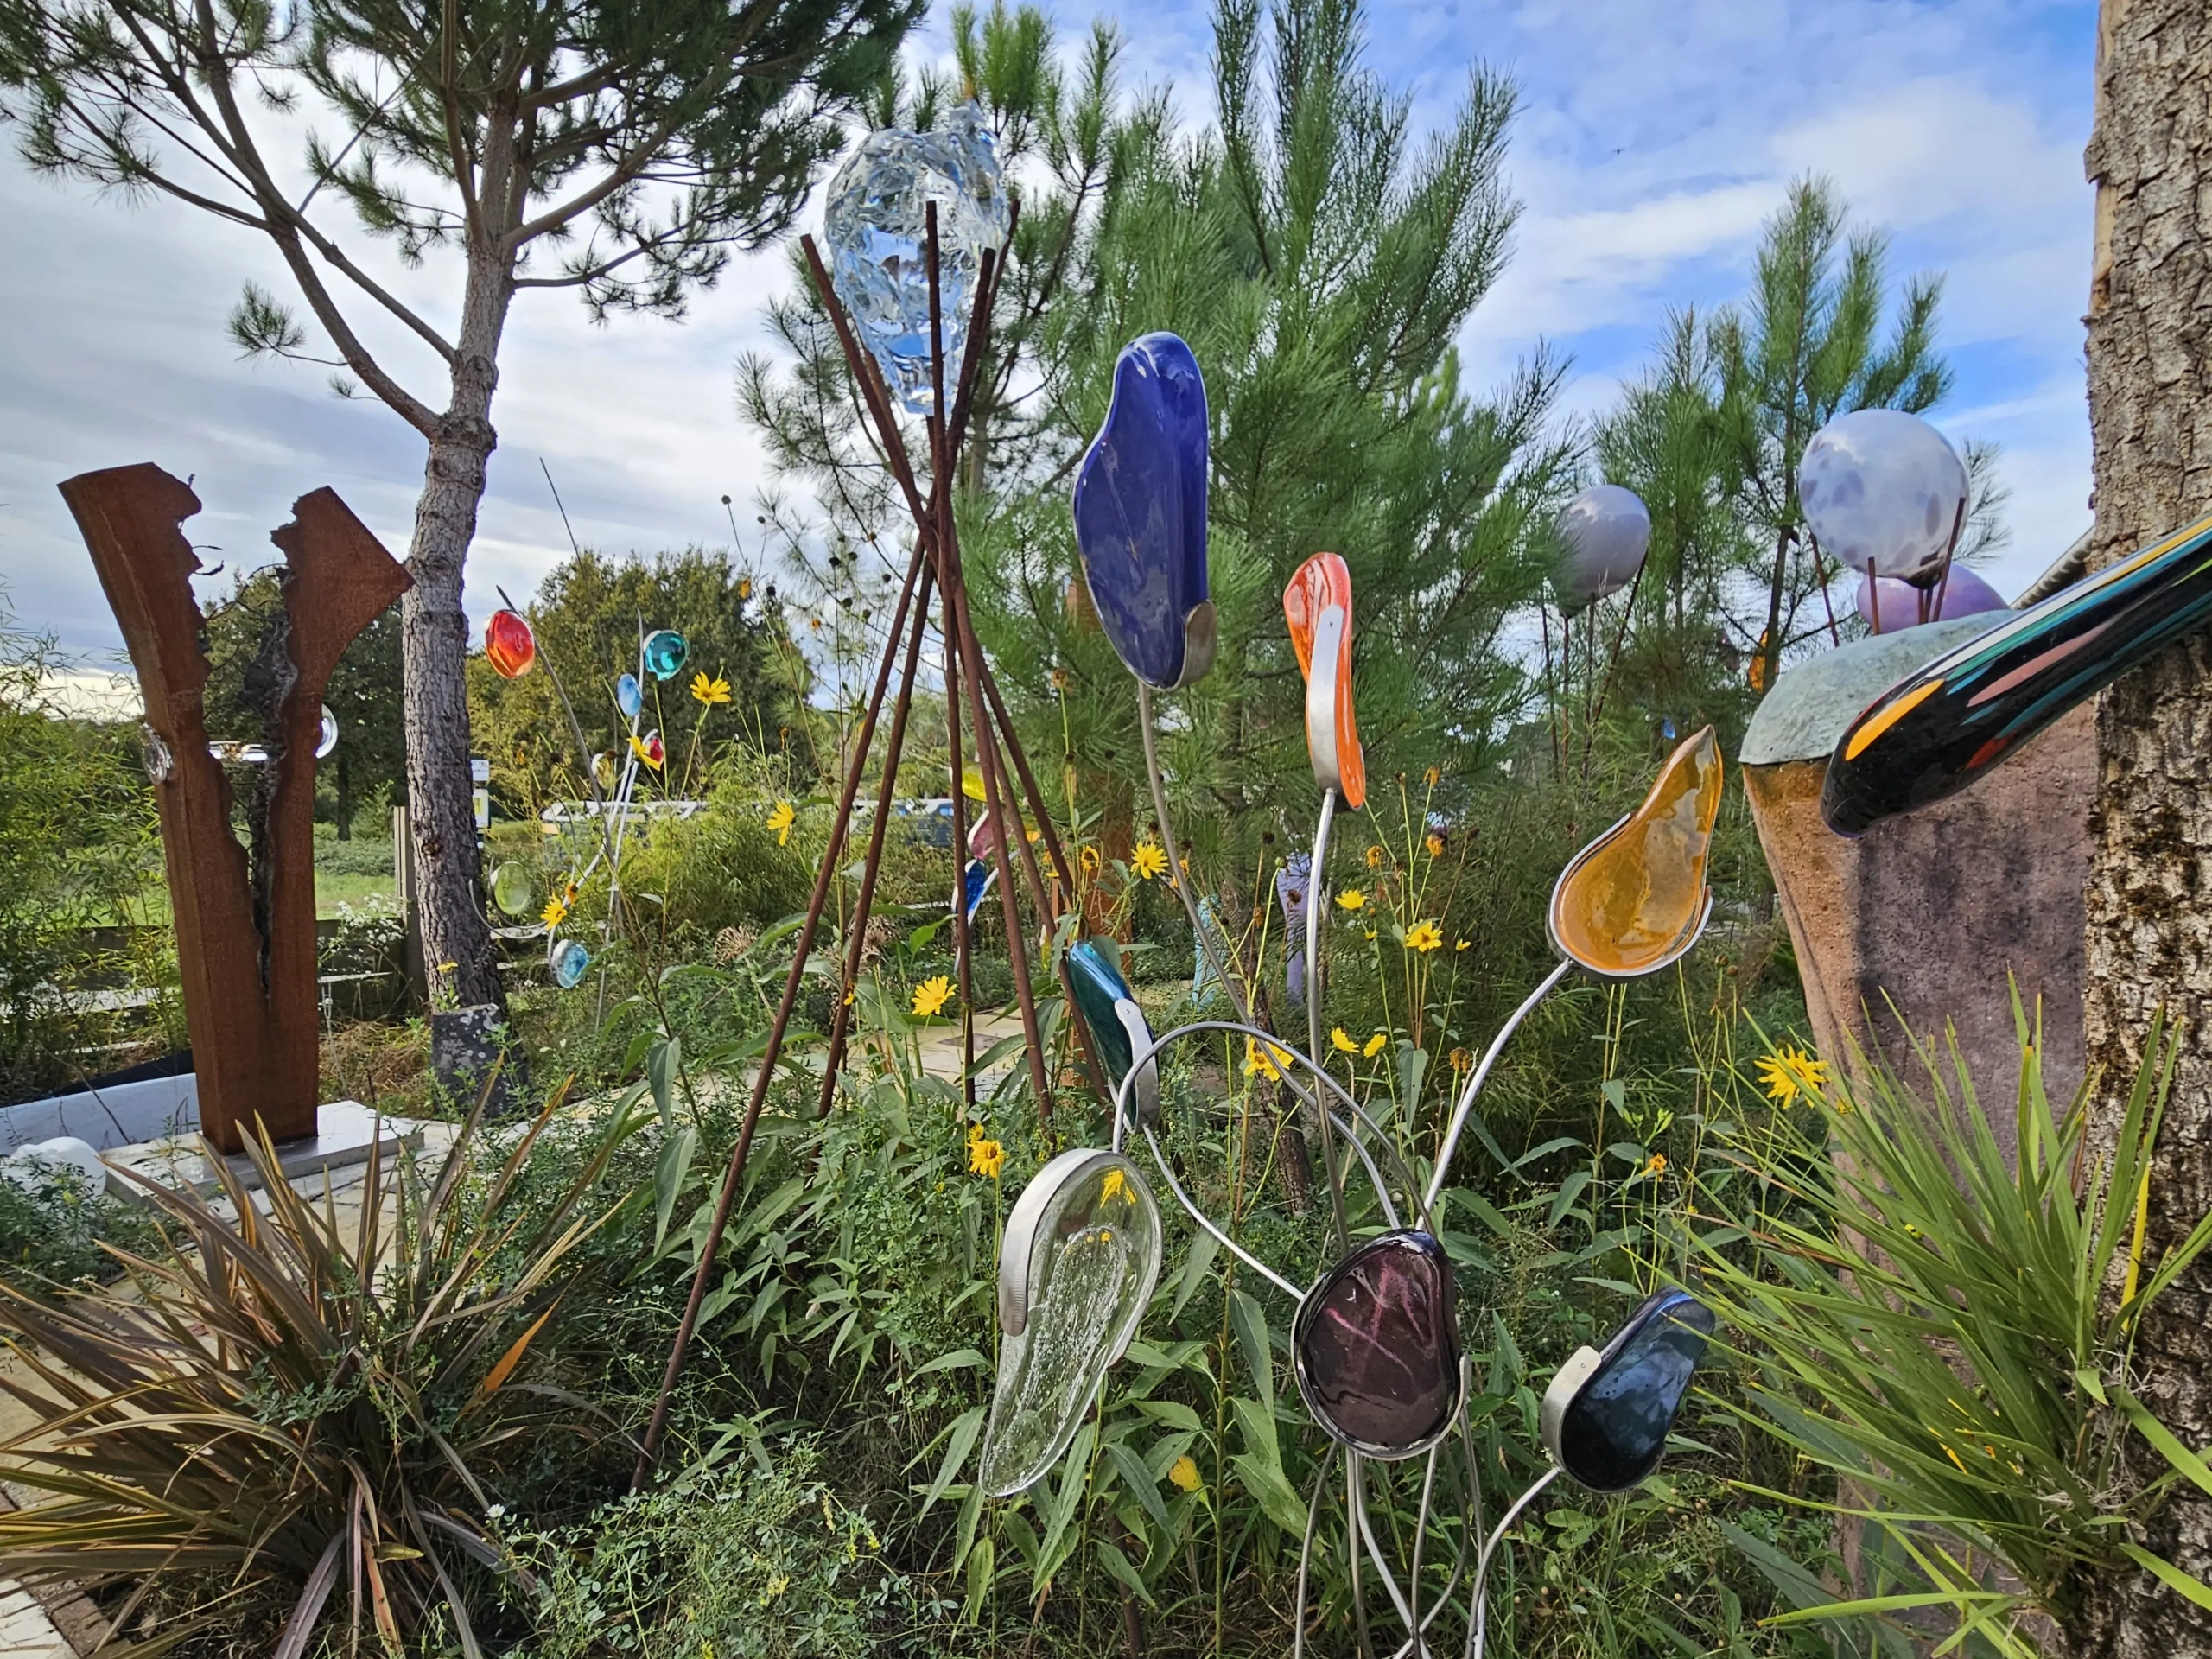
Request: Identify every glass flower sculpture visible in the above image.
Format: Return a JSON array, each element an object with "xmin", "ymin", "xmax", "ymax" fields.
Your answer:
[
  {"xmin": 1797, "ymin": 409, "xmax": 1968, "ymax": 585},
  {"xmin": 616, "ymin": 672, "xmax": 643, "ymax": 719},
  {"xmin": 485, "ymin": 609, "xmax": 537, "ymax": 678},
  {"xmin": 1824, "ymin": 512, "xmax": 2212, "ymax": 836},
  {"xmin": 642, "ymin": 630, "xmax": 688, "ymax": 682},
  {"xmin": 1284, "ymin": 553, "xmax": 1366, "ymax": 810},
  {"xmin": 1548, "ymin": 727, "xmax": 1721, "ymax": 978},
  {"xmin": 823, "ymin": 101, "xmax": 1010, "ymax": 415},
  {"xmin": 978, "ymin": 1147, "xmax": 1163, "ymax": 1497},
  {"xmin": 1071, "ymin": 333, "xmax": 1216, "ymax": 690},
  {"xmin": 1292, "ymin": 1230, "xmax": 1462, "ymax": 1459},
  {"xmin": 1540, "ymin": 1288, "xmax": 1716, "ymax": 1491},
  {"xmin": 548, "ymin": 938, "xmax": 589, "ymax": 990},
  {"xmin": 1066, "ymin": 939, "xmax": 1160, "ymax": 1126},
  {"xmin": 491, "ymin": 861, "xmax": 534, "ymax": 918},
  {"xmin": 1554, "ymin": 485, "xmax": 1650, "ymax": 613}
]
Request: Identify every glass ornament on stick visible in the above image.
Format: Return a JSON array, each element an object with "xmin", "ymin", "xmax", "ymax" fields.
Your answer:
[
  {"xmin": 1553, "ymin": 484, "xmax": 1650, "ymax": 613},
  {"xmin": 1798, "ymin": 408, "xmax": 1968, "ymax": 587},
  {"xmin": 822, "ymin": 100, "xmax": 1009, "ymax": 415}
]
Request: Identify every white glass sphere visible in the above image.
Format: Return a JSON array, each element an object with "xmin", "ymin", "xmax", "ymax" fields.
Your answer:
[
  {"xmin": 1798, "ymin": 409, "xmax": 1968, "ymax": 584},
  {"xmin": 1554, "ymin": 485, "xmax": 1650, "ymax": 610}
]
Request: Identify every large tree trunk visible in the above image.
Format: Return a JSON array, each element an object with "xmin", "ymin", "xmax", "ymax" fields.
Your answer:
[
  {"xmin": 2069, "ymin": 2, "xmax": 2212, "ymax": 1652},
  {"xmin": 401, "ymin": 257, "xmax": 514, "ymax": 1013}
]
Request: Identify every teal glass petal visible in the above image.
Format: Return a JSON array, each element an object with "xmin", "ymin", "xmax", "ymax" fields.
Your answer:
[{"xmin": 978, "ymin": 1149, "xmax": 1162, "ymax": 1498}]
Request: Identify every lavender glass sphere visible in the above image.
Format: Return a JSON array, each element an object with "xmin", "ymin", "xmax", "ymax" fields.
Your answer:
[
  {"xmin": 1554, "ymin": 486, "xmax": 1650, "ymax": 612},
  {"xmin": 1799, "ymin": 410, "xmax": 1969, "ymax": 584},
  {"xmin": 1854, "ymin": 567, "xmax": 2007, "ymax": 633}
]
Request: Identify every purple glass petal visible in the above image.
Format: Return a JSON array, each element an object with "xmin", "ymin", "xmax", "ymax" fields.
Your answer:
[
  {"xmin": 1071, "ymin": 334, "xmax": 1213, "ymax": 690},
  {"xmin": 1293, "ymin": 1230, "xmax": 1462, "ymax": 1459},
  {"xmin": 1276, "ymin": 854, "xmax": 1311, "ymax": 1005}
]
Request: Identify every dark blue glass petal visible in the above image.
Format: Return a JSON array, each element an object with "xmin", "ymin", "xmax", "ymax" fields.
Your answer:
[
  {"xmin": 1071, "ymin": 334, "xmax": 1213, "ymax": 690},
  {"xmin": 1067, "ymin": 939, "xmax": 1141, "ymax": 1086},
  {"xmin": 1557, "ymin": 1289, "xmax": 1715, "ymax": 1491}
]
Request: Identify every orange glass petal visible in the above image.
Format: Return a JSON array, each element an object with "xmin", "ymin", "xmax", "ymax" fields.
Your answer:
[
  {"xmin": 486, "ymin": 609, "xmax": 537, "ymax": 679},
  {"xmin": 1283, "ymin": 552, "xmax": 1366, "ymax": 809},
  {"xmin": 1548, "ymin": 727, "xmax": 1722, "ymax": 977}
]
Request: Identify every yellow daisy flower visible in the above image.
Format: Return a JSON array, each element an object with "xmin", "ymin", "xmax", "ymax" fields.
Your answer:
[
  {"xmin": 1363, "ymin": 1031, "xmax": 1388, "ymax": 1058},
  {"xmin": 1244, "ymin": 1036, "xmax": 1293, "ymax": 1082},
  {"xmin": 1406, "ymin": 920, "xmax": 1444, "ymax": 953},
  {"xmin": 1425, "ymin": 831, "xmax": 1445, "ymax": 857},
  {"xmin": 1365, "ymin": 844, "xmax": 1384, "ymax": 868},
  {"xmin": 766, "ymin": 800, "xmax": 794, "ymax": 846},
  {"xmin": 1132, "ymin": 841, "xmax": 1169, "ymax": 880},
  {"xmin": 968, "ymin": 1135, "xmax": 1005, "ymax": 1179},
  {"xmin": 690, "ymin": 671, "xmax": 732, "ymax": 706},
  {"xmin": 1455, "ymin": 938, "xmax": 1471, "ymax": 952},
  {"xmin": 1423, "ymin": 766, "xmax": 1440, "ymax": 788},
  {"xmin": 1336, "ymin": 888, "xmax": 1366, "ymax": 912},
  {"xmin": 912, "ymin": 974, "xmax": 954, "ymax": 1018},
  {"xmin": 541, "ymin": 896, "xmax": 567, "ymax": 928},
  {"xmin": 628, "ymin": 732, "xmax": 664, "ymax": 771},
  {"xmin": 738, "ymin": 576, "xmax": 753, "ymax": 600},
  {"xmin": 1331, "ymin": 1027, "xmax": 1359, "ymax": 1053},
  {"xmin": 1168, "ymin": 1455, "xmax": 1203, "ymax": 1493},
  {"xmin": 1756, "ymin": 1044, "xmax": 1827, "ymax": 1106}
]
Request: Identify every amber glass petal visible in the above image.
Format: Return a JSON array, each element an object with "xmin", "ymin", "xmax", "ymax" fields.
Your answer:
[{"xmin": 1548, "ymin": 727, "xmax": 1722, "ymax": 977}]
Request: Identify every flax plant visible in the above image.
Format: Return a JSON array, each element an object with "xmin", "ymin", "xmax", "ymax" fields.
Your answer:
[
  {"xmin": 0, "ymin": 1084, "xmax": 648, "ymax": 1657},
  {"xmin": 1688, "ymin": 1000, "xmax": 2212, "ymax": 1654}
]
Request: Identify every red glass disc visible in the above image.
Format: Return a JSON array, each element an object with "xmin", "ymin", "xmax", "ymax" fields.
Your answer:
[{"xmin": 486, "ymin": 609, "xmax": 537, "ymax": 679}]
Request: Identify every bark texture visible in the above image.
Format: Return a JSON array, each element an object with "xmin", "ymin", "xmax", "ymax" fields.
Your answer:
[
  {"xmin": 2073, "ymin": 1, "xmax": 2212, "ymax": 1652},
  {"xmin": 402, "ymin": 258, "xmax": 513, "ymax": 1012}
]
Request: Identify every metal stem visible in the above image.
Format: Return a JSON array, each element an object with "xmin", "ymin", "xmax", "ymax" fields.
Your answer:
[
  {"xmin": 1306, "ymin": 788, "xmax": 1351, "ymax": 1248},
  {"xmin": 1467, "ymin": 1465, "xmax": 1560, "ymax": 1659},
  {"xmin": 1423, "ymin": 959, "xmax": 1573, "ymax": 1215},
  {"xmin": 1136, "ymin": 681, "xmax": 1248, "ymax": 1023}
]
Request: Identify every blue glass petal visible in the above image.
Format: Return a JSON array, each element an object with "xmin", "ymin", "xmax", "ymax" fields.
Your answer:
[
  {"xmin": 642, "ymin": 630, "xmax": 688, "ymax": 681},
  {"xmin": 962, "ymin": 857, "xmax": 996, "ymax": 924},
  {"xmin": 1071, "ymin": 334, "xmax": 1214, "ymax": 690},
  {"xmin": 615, "ymin": 673, "xmax": 642, "ymax": 721},
  {"xmin": 1067, "ymin": 940, "xmax": 1140, "ymax": 1087}
]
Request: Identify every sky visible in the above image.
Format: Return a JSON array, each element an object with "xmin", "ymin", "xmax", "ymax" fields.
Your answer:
[{"xmin": 0, "ymin": 0, "xmax": 2098, "ymax": 702}]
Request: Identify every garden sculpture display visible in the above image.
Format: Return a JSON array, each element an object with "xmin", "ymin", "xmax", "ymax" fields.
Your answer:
[
  {"xmin": 59, "ymin": 464, "xmax": 410, "ymax": 1154},
  {"xmin": 638, "ymin": 103, "xmax": 1114, "ymax": 1478},
  {"xmin": 977, "ymin": 331, "xmax": 1723, "ymax": 1653},
  {"xmin": 1823, "ymin": 511, "xmax": 2212, "ymax": 834}
]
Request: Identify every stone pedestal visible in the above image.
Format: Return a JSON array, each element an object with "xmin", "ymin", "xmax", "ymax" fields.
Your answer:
[
  {"xmin": 105, "ymin": 1100, "xmax": 419, "ymax": 1198},
  {"xmin": 1743, "ymin": 619, "xmax": 2094, "ymax": 1148}
]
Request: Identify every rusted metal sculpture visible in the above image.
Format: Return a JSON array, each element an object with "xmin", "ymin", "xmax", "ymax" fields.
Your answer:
[{"xmin": 60, "ymin": 465, "xmax": 411, "ymax": 1154}]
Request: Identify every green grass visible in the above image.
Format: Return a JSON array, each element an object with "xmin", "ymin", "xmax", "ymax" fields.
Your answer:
[{"xmin": 316, "ymin": 869, "xmax": 398, "ymax": 918}]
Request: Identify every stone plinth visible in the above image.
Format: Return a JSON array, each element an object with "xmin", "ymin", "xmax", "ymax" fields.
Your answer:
[{"xmin": 1743, "ymin": 620, "xmax": 2094, "ymax": 1146}]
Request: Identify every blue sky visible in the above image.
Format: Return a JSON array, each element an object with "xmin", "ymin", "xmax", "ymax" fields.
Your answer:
[{"xmin": 0, "ymin": 0, "xmax": 2098, "ymax": 684}]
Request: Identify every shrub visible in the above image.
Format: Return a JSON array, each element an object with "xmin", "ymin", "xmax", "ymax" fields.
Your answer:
[{"xmin": 0, "ymin": 1162, "xmax": 159, "ymax": 1292}]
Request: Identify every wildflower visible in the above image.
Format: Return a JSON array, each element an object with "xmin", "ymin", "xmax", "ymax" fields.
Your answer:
[
  {"xmin": 1080, "ymin": 844, "xmax": 1102, "ymax": 875},
  {"xmin": 1332, "ymin": 1027, "xmax": 1359, "ymax": 1053},
  {"xmin": 1449, "ymin": 1047, "xmax": 1472, "ymax": 1073},
  {"xmin": 1456, "ymin": 939, "xmax": 1471, "ymax": 952},
  {"xmin": 1132, "ymin": 841, "xmax": 1169, "ymax": 880},
  {"xmin": 1244, "ymin": 1036, "xmax": 1294, "ymax": 1082},
  {"xmin": 766, "ymin": 800, "xmax": 795, "ymax": 846},
  {"xmin": 912, "ymin": 975, "xmax": 954, "ymax": 1018},
  {"xmin": 1365, "ymin": 844, "xmax": 1384, "ymax": 868},
  {"xmin": 1426, "ymin": 832, "xmax": 1445, "ymax": 857},
  {"xmin": 1051, "ymin": 666, "xmax": 1071, "ymax": 693},
  {"xmin": 541, "ymin": 896, "xmax": 568, "ymax": 929},
  {"xmin": 1423, "ymin": 766, "xmax": 1440, "ymax": 789},
  {"xmin": 1363, "ymin": 1031, "xmax": 1388, "ymax": 1058},
  {"xmin": 690, "ymin": 671, "xmax": 732, "ymax": 706},
  {"xmin": 628, "ymin": 732, "xmax": 664, "ymax": 770},
  {"xmin": 738, "ymin": 576, "xmax": 753, "ymax": 601},
  {"xmin": 1755, "ymin": 1044, "xmax": 1828, "ymax": 1106},
  {"xmin": 967, "ymin": 1130, "xmax": 1006, "ymax": 1179},
  {"xmin": 1168, "ymin": 1455, "xmax": 1203, "ymax": 1493},
  {"xmin": 1336, "ymin": 888, "xmax": 1367, "ymax": 912},
  {"xmin": 1406, "ymin": 920, "xmax": 1444, "ymax": 953},
  {"xmin": 1643, "ymin": 1153, "xmax": 1668, "ymax": 1179}
]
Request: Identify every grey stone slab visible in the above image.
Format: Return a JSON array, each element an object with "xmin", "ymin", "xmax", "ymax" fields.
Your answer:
[
  {"xmin": 104, "ymin": 1100, "xmax": 421, "ymax": 1201},
  {"xmin": 1740, "ymin": 615, "xmax": 1996, "ymax": 766}
]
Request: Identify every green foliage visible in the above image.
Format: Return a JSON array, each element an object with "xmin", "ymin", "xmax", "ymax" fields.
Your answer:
[
  {"xmin": 500, "ymin": 1443, "xmax": 919, "ymax": 1657},
  {"xmin": 0, "ymin": 1162, "xmax": 161, "ymax": 1294},
  {"xmin": 1691, "ymin": 1004, "xmax": 2212, "ymax": 1653},
  {"xmin": 0, "ymin": 599, "xmax": 161, "ymax": 1099},
  {"xmin": 470, "ymin": 547, "xmax": 807, "ymax": 816},
  {"xmin": 0, "ymin": 1091, "xmax": 651, "ymax": 1657}
]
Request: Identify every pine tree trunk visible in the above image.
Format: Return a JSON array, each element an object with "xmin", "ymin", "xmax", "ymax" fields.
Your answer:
[
  {"xmin": 401, "ymin": 258, "xmax": 514, "ymax": 1013},
  {"xmin": 2069, "ymin": 3, "xmax": 2212, "ymax": 1651}
]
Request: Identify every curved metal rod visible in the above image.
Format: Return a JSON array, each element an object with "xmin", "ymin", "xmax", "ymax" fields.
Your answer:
[
  {"xmin": 1137, "ymin": 682, "xmax": 1250, "ymax": 1025},
  {"xmin": 1305, "ymin": 788, "xmax": 1352, "ymax": 1249},
  {"xmin": 1134, "ymin": 1122, "xmax": 1303, "ymax": 1298},
  {"xmin": 1351, "ymin": 1446, "xmax": 1428, "ymax": 1659},
  {"xmin": 1408, "ymin": 1438, "xmax": 1441, "ymax": 1656},
  {"xmin": 1422, "ymin": 958, "xmax": 1574, "ymax": 1215},
  {"xmin": 1467, "ymin": 1464, "xmax": 1560, "ymax": 1659},
  {"xmin": 1110, "ymin": 1018, "xmax": 1427, "ymax": 1232},
  {"xmin": 1293, "ymin": 1440, "xmax": 1340, "ymax": 1659}
]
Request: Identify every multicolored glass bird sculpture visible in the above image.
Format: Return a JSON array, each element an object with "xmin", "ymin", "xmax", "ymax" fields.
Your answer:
[{"xmin": 1823, "ymin": 513, "xmax": 2212, "ymax": 836}]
